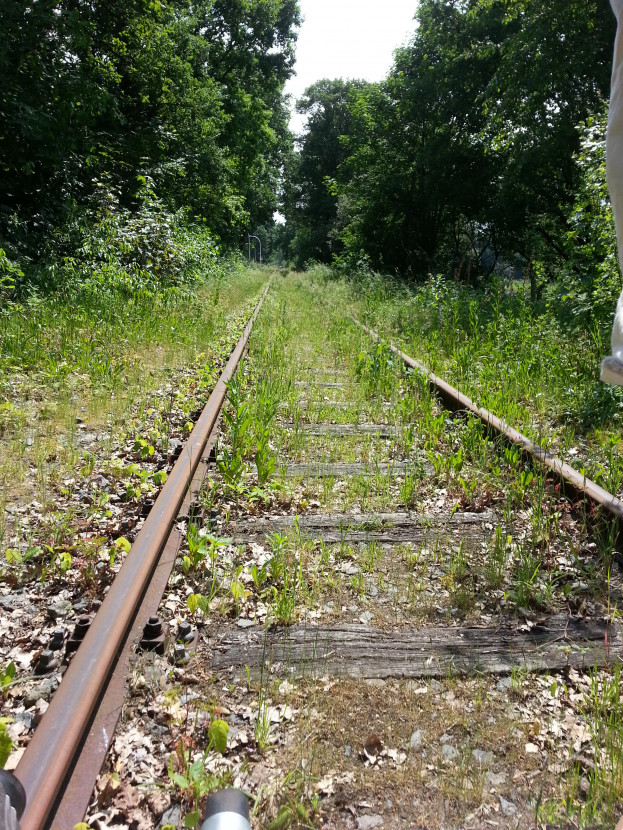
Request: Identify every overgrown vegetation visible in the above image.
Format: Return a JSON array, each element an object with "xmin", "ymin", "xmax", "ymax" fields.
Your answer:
[
  {"xmin": 157, "ymin": 273, "xmax": 623, "ymax": 828},
  {"xmin": 350, "ymin": 267, "xmax": 623, "ymax": 491}
]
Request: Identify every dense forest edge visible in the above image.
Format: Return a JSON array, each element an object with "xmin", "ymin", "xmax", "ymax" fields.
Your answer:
[
  {"xmin": 0, "ymin": 0, "xmax": 300, "ymax": 299},
  {"xmin": 1, "ymin": 0, "xmax": 623, "ymax": 443}
]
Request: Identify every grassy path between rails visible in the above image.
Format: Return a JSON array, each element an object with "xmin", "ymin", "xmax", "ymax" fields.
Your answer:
[{"xmin": 87, "ymin": 271, "xmax": 623, "ymax": 830}]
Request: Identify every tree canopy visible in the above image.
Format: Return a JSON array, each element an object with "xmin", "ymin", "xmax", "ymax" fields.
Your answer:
[
  {"xmin": 280, "ymin": 0, "xmax": 616, "ymax": 286},
  {"xmin": 0, "ymin": 0, "xmax": 300, "ymax": 263}
]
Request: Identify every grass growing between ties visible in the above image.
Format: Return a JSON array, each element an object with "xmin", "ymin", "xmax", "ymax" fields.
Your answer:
[
  {"xmin": 156, "ymin": 270, "xmax": 622, "ymax": 829},
  {"xmin": 76, "ymin": 268, "xmax": 623, "ymax": 830}
]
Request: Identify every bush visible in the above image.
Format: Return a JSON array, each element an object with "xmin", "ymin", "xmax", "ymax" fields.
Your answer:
[
  {"xmin": 0, "ymin": 249, "xmax": 22, "ymax": 303},
  {"xmin": 13, "ymin": 175, "xmax": 219, "ymax": 300}
]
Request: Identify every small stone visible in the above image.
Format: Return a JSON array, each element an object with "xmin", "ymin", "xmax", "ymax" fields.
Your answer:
[
  {"xmin": 159, "ymin": 806, "xmax": 181, "ymax": 828},
  {"xmin": 89, "ymin": 475, "xmax": 110, "ymax": 489},
  {"xmin": 472, "ymin": 749, "xmax": 494, "ymax": 766},
  {"xmin": 406, "ymin": 681, "xmax": 428, "ymax": 695},
  {"xmin": 359, "ymin": 611, "xmax": 373, "ymax": 624},
  {"xmin": 0, "ymin": 594, "xmax": 37, "ymax": 615},
  {"xmin": 410, "ymin": 730, "xmax": 424, "ymax": 750},
  {"xmin": 14, "ymin": 711, "xmax": 35, "ymax": 730},
  {"xmin": 499, "ymin": 796, "xmax": 517, "ymax": 817},
  {"xmin": 344, "ymin": 745, "xmax": 352, "ymax": 758},
  {"xmin": 33, "ymin": 699, "xmax": 49, "ymax": 725},
  {"xmin": 148, "ymin": 791, "xmax": 171, "ymax": 818},
  {"xmin": 365, "ymin": 678, "xmax": 386, "ymax": 688},
  {"xmin": 236, "ymin": 618, "xmax": 255, "ymax": 628},
  {"xmin": 496, "ymin": 677, "xmax": 513, "ymax": 693},
  {"xmin": 23, "ymin": 678, "xmax": 58, "ymax": 707},
  {"xmin": 429, "ymin": 679, "xmax": 442, "ymax": 692},
  {"xmin": 357, "ymin": 816, "xmax": 384, "ymax": 830},
  {"xmin": 485, "ymin": 771, "xmax": 507, "ymax": 789},
  {"xmin": 72, "ymin": 599, "xmax": 89, "ymax": 613},
  {"xmin": 441, "ymin": 744, "xmax": 459, "ymax": 762},
  {"xmin": 580, "ymin": 776, "xmax": 590, "ymax": 798}
]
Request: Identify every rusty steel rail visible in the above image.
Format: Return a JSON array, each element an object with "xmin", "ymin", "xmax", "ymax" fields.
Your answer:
[
  {"xmin": 353, "ymin": 317, "xmax": 623, "ymax": 524},
  {"xmin": 15, "ymin": 284, "xmax": 270, "ymax": 830}
]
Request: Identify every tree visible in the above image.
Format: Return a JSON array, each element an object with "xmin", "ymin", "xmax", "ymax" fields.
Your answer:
[
  {"xmin": 0, "ymin": 0, "xmax": 300, "ymax": 263},
  {"xmin": 478, "ymin": 0, "xmax": 615, "ymax": 273},
  {"xmin": 281, "ymin": 78, "xmax": 367, "ymax": 267},
  {"xmin": 300, "ymin": 0, "xmax": 616, "ymax": 282},
  {"xmin": 337, "ymin": 0, "xmax": 501, "ymax": 277}
]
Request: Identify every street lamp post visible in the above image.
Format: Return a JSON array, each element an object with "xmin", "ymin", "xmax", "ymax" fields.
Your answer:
[{"xmin": 247, "ymin": 234, "xmax": 262, "ymax": 264}]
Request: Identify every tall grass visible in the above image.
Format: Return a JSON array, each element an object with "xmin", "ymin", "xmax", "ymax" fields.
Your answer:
[{"xmin": 344, "ymin": 271, "xmax": 623, "ymax": 492}]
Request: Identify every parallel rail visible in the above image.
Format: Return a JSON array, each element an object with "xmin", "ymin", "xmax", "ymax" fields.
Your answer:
[
  {"xmin": 14, "ymin": 284, "xmax": 270, "ymax": 830},
  {"xmin": 353, "ymin": 317, "xmax": 623, "ymax": 526}
]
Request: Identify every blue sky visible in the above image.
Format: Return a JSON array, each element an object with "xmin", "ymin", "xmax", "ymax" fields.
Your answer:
[{"xmin": 285, "ymin": 0, "xmax": 419, "ymax": 132}]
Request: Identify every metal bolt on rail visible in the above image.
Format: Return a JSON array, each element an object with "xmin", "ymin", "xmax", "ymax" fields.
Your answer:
[
  {"xmin": 177, "ymin": 620, "xmax": 194, "ymax": 643},
  {"xmin": 34, "ymin": 650, "xmax": 59, "ymax": 676},
  {"xmin": 139, "ymin": 616, "xmax": 166, "ymax": 654},
  {"xmin": 172, "ymin": 643, "xmax": 190, "ymax": 665},
  {"xmin": 48, "ymin": 629, "xmax": 65, "ymax": 651},
  {"xmin": 200, "ymin": 789, "xmax": 251, "ymax": 830},
  {"xmin": 65, "ymin": 615, "xmax": 92, "ymax": 654},
  {"xmin": 141, "ymin": 499, "xmax": 155, "ymax": 518}
]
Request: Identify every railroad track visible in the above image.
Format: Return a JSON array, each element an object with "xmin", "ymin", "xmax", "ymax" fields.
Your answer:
[{"xmin": 5, "ymin": 278, "xmax": 623, "ymax": 829}]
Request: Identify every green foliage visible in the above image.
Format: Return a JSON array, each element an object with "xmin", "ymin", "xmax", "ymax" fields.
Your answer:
[
  {"xmin": 561, "ymin": 108, "xmax": 622, "ymax": 325},
  {"xmin": 355, "ymin": 341, "xmax": 396, "ymax": 398},
  {"xmin": 182, "ymin": 527, "xmax": 231, "ymax": 574},
  {"xmin": 0, "ymin": 0, "xmax": 300, "ymax": 278},
  {"xmin": 280, "ymin": 79, "xmax": 368, "ymax": 268},
  {"xmin": 47, "ymin": 177, "xmax": 221, "ymax": 298},
  {"xmin": 0, "ymin": 249, "xmax": 22, "ymax": 302},
  {"xmin": 254, "ymin": 380, "xmax": 279, "ymax": 484},
  {"xmin": 0, "ymin": 662, "xmax": 15, "ymax": 699},
  {"xmin": 168, "ymin": 717, "xmax": 230, "ymax": 824},
  {"xmin": 282, "ymin": 0, "xmax": 615, "ymax": 283},
  {"xmin": 217, "ymin": 376, "xmax": 252, "ymax": 487},
  {"xmin": 187, "ymin": 594, "xmax": 210, "ymax": 616},
  {"xmin": 0, "ymin": 717, "xmax": 13, "ymax": 769}
]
